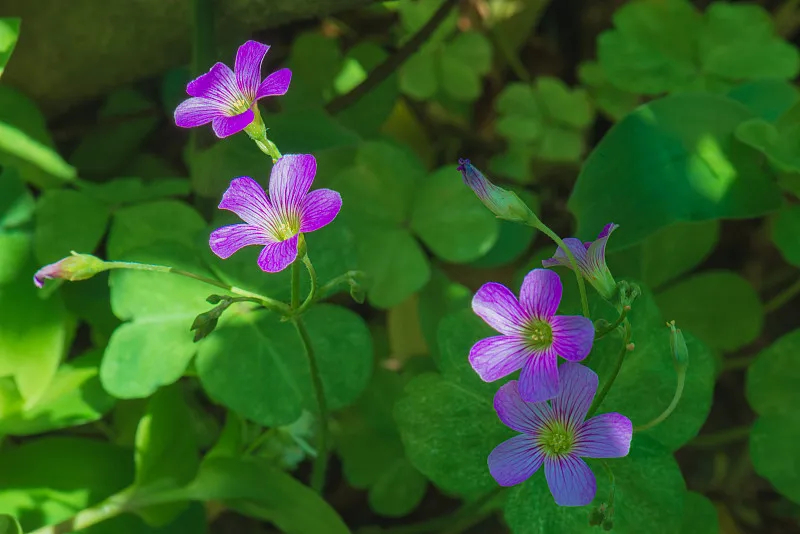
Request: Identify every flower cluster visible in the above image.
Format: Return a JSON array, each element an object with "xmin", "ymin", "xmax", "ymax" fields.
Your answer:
[{"xmin": 461, "ymin": 162, "xmax": 630, "ymax": 506}]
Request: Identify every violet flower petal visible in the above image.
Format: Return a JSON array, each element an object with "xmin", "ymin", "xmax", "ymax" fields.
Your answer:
[
  {"xmin": 472, "ymin": 282, "xmax": 529, "ymax": 335},
  {"xmin": 235, "ymin": 40, "xmax": 270, "ymax": 100},
  {"xmin": 257, "ymin": 234, "xmax": 299, "ymax": 273},
  {"xmin": 518, "ymin": 350, "xmax": 559, "ymax": 403},
  {"xmin": 187, "ymin": 62, "xmax": 241, "ymax": 106},
  {"xmin": 256, "ymin": 68, "xmax": 293, "ymax": 99},
  {"xmin": 209, "ymin": 224, "xmax": 271, "ymax": 259},
  {"xmin": 550, "ymin": 362, "xmax": 598, "ymax": 429},
  {"xmin": 299, "ymin": 188, "xmax": 342, "ymax": 233},
  {"xmin": 550, "ymin": 315, "xmax": 594, "ymax": 362},
  {"xmin": 586, "ymin": 223, "xmax": 619, "ymax": 272},
  {"xmin": 544, "ymin": 455, "xmax": 597, "ymax": 506},
  {"xmin": 269, "ymin": 154, "xmax": 317, "ymax": 215},
  {"xmin": 212, "ymin": 109, "xmax": 255, "ymax": 138},
  {"xmin": 219, "ymin": 177, "xmax": 273, "ymax": 227},
  {"xmin": 488, "ymin": 435, "xmax": 545, "ymax": 487},
  {"xmin": 541, "ymin": 237, "xmax": 590, "ymax": 270},
  {"xmin": 469, "ymin": 335, "xmax": 531, "ymax": 382},
  {"xmin": 174, "ymin": 97, "xmax": 225, "ymax": 128},
  {"xmin": 574, "ymin": 413, "xmax": 633, "ymax": 459},
  {"xmin": 520, "ymin": 268, "xmax": 562, "ymax": 320},
  {"xmin": 493, "ymin": 380, "xmax": 553, "ymax": 433}
]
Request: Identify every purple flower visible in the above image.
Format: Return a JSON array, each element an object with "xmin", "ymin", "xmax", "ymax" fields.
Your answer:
[
  {"xmin": 470, "ymin": 269, "xmax": 594, "ymax": 402},
  {"xmin": 174, "ymin": 40, "xmax": 292, "ymax": 138},
  {"xmin": 488, "ymin": 362, "xmax": 632, "ymax": 506},
  {"xmin": 209, "ymin": 154, "xmax": 342, "ymax": 273},
  {"xmin": 34, "ymin": 253, "xmax": 107, "ymax": 288},
  {"xmin": 542, "ymin": 223, "xmax": 619, "ymax": 300},
  {"xmin": 457, "ymin": 158, "xmax": 535, "ymax": 223}
]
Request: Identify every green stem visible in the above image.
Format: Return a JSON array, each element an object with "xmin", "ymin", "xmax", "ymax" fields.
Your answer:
[
  {"xmin": 688, "ymin": 425, "xmax": 752, "ymax": 448},
  {"xmin": 531, "ymin": 222, "xmax": 591, "ymax": 318},
  {"xmin": 296, "ymin": 256, "xmax": 318, "ymax": 314},
  {"xmin": 315, "ymin": 270, "xmax": 363, "ymax": 301},
  {"xmin": 595, "ymin": 306, "xmax": 630, "ymax": 340},
  {"xmin": 103, "ymin": 261, "xmax": 289, "ymax": 315},
  {"xmin": 633, "ymin": 368, "xmax": 686, "ymax": 432},
  {"xmin": 587, "ymin": 321, "xmax": 631, "ymax": 418},
  {"xmin": 764, "ymin": 276, "xmax": 800, "ymax": 313},
  {"xmin": 291, "ymin": 260, "xmax": 301, "ymax": 310},
  {"xmin": 27, "ymin": 489, "xmax": 133, "ymax": 534},
  {"xmin": 243, "ymin": 427, "xmax": 276, "ymax": 455},
  {"xmin": 293, "ymin": 318, "xmax": 328, "ymax": 493}
]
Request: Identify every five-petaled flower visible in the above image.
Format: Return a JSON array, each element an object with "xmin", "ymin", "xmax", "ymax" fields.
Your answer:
[
  {"xmin": 542, "ymin": 223, "xmax": 619, "ymax": 300},
  {"xmin": 488, "ymin": 362, "xmax": 632, "ymax": 506},
  {"xmin": 174, "ymin": 40, "xmax": 292, "ymax": 138},
  {"xmin": 470, "ymin": 269, "xmax": 594, "ymax": 402},
  {"xmin": 209, "ymin": 154, "xmax": 342, "ymax": 273}
]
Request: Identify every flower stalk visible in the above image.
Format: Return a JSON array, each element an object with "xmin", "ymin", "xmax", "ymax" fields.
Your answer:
[{"xmin": 587, "ymin": 319, "xmax": 632, "ymax": 418}]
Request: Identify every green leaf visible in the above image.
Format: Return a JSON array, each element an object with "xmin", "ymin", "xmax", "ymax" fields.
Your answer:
[
  {"xmin": 107, "ymin": 200, "xmax": 206, "ymax": 259},
  {"xmin": 0, "ymin": 515, "xmax": 21, "ymax": 534},
  {"xmin": 0, "ymin": 231, "xmax": 29, "ymax": 285},
  {"xmin": 337, "ymin": 369, "xmax": 427, "ymax": 517},
  {"xmin": 504, "ymin": 435, "xmax": 686, "ymax": 534},
  {"xmin": 439, "ymin": 32, "xmax": 492, "ymax": 102},
  {"xmin": 0, "ymin": 437, "xmax": 132, "ymax": 532},
  {"xmin": 0, "ymin": 168, "xmax": 34, "ymax": 229},
  {"xmin": 746, "ymin": 329, "xmax": 800, "ymax": 416},
  {"xmin": 172, "ymin": 456, "xmax": 352, "ymax": 534},
  {"xmin": 488, "ymin": 143, "xmax": 536, "ymax": 183},
  {"xmin": 399, "ymin": 50, "xmax": 438, "ymax": 101},
  {"xmin": 395, "ymin": 310, "xmax": 513, "ymax": 498},
  {"xmin": 698, "ymin": 3, "xmax": 799, "ymax": 82},
  {"xmin": 0, "ymin": 270, "xmax": 71, "ymax": 404},
  {"xmin": 134, "ymin": 384, "xmax": 199, "ymax": 526},
  {"xmin": 0, "ymin": 122, "xmax": 76, "ymax": 184},
  {"xmin": 82, "ymin": 178, "xmax": 191, "ymax": 208},
  {"xmin": 417, "ymin": 269, "xmax": 471, "ymax": 357},
  {"xmin": 0, "ymin": 350, "xmax": 115, "ymax": 435},
  {"xmin": 495, "ymin": 79, "xmax": 593, "ymax": 162},
  {"xmin": 34, "ymin": 189, "xmax": 111, "ymax": 264},
  {"xmin": 267, "ymin": 108, "xmax": 361, "ymax": 154},
  {"xmin": 750, "ymin": 413, "xmax": 800, "ymax": 504},
  {"xmin": 681, "ymin": 491, "xmax": 720, "ymax": 534},
  {"xmin": 101, "ymin": 244, "xmax": 214, "ymax": 399},
  {"xmin": 411, "ymin": 164, "xmax": 499, "ymax": 262},
  {"xmin": 334, "ymin": 142, "xmax": 431, "ymax": 307},
  {"xmin": 283, "ymin": 32, "xmax": 342, "ymax": 109},
  {"xmin": 577, "ymin": 61, "xmax": 640, "ymax": 121},
  {"xmin": 334, "ymin": 43, "xmax": 399, "ymax": 136},
  {"xmin": 69, "ymin": 89, "xmax": 159, "ymax": 176},
  {"xmin": 771, "ymin": 204, "xmax": 800, "ymax": 267},
  {"xmin": 398, "ymin": 0, "xmax": 458, "ymax": 40},
  {"xmin": 0, "ymin": 18, "xmax": 20, "ymax": 78},
  {"xmin": 606, "ymin": 220, "xmax": 720, "ymax": 290},
  {"xmin": 188, "ymin": 134, "xmax": 266, "ymax": 198},
  {"xmin": 655, "ymin": 271, "xmax": 763, "ymax": 352},
  {"xmin": 197, "ymin": 304, "xmax": 372, "ymax": 427},
  {"xmin": 470, "ymin": 189, "xmax": 538, "ymax": 267},
  {"xmin": 727, "ymin": 79, "xmax": 800, "ymax": 122},
  {"xmin": 570, "ymin": 93, "xmax": 781, "ymax": 249},
  {"xmin": 589, "ymin": 288, "xmax": 716, "ymax": 451},
  {"xmin": 597, "ymin": 0, "xmax": 702, "ymax": 95}
]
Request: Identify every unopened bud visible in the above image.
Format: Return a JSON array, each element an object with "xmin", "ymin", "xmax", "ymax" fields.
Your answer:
[
  {"xmin": 667, "ymin": 320, "xmax": 689, "ymax": 371},
  {"xmin": 457, "ymin": 158, "xmax": 537, "ymax": 224},
  {"xmin": 33, "ymin": 252, "xmax": 108, "ymax": 288}
]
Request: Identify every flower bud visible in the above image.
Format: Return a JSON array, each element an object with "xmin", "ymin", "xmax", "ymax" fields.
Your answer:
[
  {"xmin": 457, "ymin": 158, "xmax": 537, "ymax": 224},
  {"xmin": 33, "ymin": 252, "xmax": 108, "ymax": 288},
  {"xmin": 667, "ymin": 320, "xmax": 689, "ymax": 371}
]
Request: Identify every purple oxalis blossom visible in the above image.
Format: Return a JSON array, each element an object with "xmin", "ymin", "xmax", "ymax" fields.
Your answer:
[
  {"xmin": 209, "ymin": 154, "xmax": 342, "ymax": 273},
  {"xmin": 174, "ymin": 40, "xmax": 291, "ymax": 138},
  {"xmin": 470, "ymin": 268, "xmax": 594, "ymax": 403},
  {"xmin": 488, "ymin": 362, "xmax": 632, "ymax": 506},
  {"xmin": 542, "ymin": 223, "xmax": 619, "ymax": 300}
]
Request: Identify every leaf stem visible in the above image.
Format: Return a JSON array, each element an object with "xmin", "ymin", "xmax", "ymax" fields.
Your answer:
[
  {"xmin": 587, "ymin": 320, "xmax": 632, "ymax": 418},
  {"xmin": 530, "ymin": 222, "xmax": 591, "ymax": 318},
  {"xmin": 594, "ymin": 305, "xmax": 630, "ymax": 340},
  {"xmin": 103, "ymin": 260, "xmax": 290, "ymax": 314},
  {"xmin": 296, "ymin": 256, "xmax": 318, "ymax": 314},
  {"xmin": 633, "ymin": 368, "xmax": 686, "ymax": 432},
  {"xmin": 292, "ymin": 317, "xmax": 328, "ymax": 493},
  {"xmin": 325, "ymin": 0, "xmax": 459, "ymax": 114},
  {"xmin": 687, "ymin": 425, "xmax": 752, "ymax": 448},
  {"xmin": 26, "ymin": 489, "xmax": 133, "ymax": 534},
  {"xmin": 764, "ymin": 275, "xmax": 800, "ymax": 314},
  {"xmin": 291, "ymin": 260, "xmax": 301, "ymax": 310}
]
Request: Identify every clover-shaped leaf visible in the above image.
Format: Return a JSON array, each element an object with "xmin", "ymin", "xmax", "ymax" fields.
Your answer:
[
  {"xmin": 495, "ymin": 78, "xmax": 594, "ymax": 165},
  {"xmin": 0, "ymin": 18, "xmax": 20, "ymax": 78}
]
